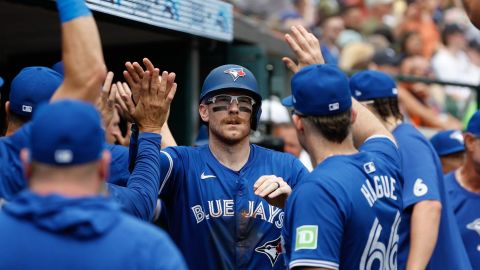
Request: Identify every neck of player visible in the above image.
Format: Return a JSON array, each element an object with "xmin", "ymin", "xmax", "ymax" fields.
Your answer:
[
  {"xmin": 208, "ymin": 134, "xmax": 251, "ymax": 172},
  {"xmin": 307, "ymin": 133, "xmax": 357, "ymax": 167},
  {"xmin": 457, "ymin": 161, "xmax": 480, "ymax": 193}
]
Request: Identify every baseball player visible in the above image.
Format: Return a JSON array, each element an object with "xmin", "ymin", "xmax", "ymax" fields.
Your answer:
[
  {"xmin": 280, "ymin": 32, "xmax": 402, "ymax": 268},
  {"xmin": 350, "ymin": 70, "xmax": 472, "ymax": 270},
  {"xmin": 444, "ymin": 111, "xmax": 480, "ymax": 270},
  {"xmin": 0, "ymin": 99, "xmax": 187, "ymax": 270},
  {"xmin": 430, "ymin": 129, "xmax": 465, "ymax": 174},
  {"xmin": 122, "ymin": 60, "xmax": 308, "ymax": 269}
]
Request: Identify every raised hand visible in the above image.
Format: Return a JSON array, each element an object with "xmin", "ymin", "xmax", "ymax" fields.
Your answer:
[
  {"xmin": 283, "ymin": 25, "xmax": 324, "ymax": 73},
  {"xmin": 133, "ymin": 69, "xmax": 177, "ymax": 134},
  {"xmin": 253, "ymin": 175, "xmax": 292, "ymax": 208},
  {"xmin": 96, "ymin": 71, "xmax": 117, "ymax": 128},
  {"xmin": 123, "ymin": 58, "xmax": 156, "ymax": 104}
]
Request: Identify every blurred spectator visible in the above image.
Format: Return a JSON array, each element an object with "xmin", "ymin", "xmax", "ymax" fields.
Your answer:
[
  {"xmin": 362, "ymin": 0, "xmax": 395, "ymax": 34},
  {"xmin": 432, "ymin": 23, "xmax": 480, "ymax": 118},
  {"xmin": 369, "ymin": 47, "xmax": 401, "ymax": 75},
  {"xmin": 368, "ymin": 27, "xmax": 395, "ymax": 50},
  {"xmin": 398, "ymin": 55, "xmax": 463, "ymax": 129},
  {"xmin": 279, "ymin": 0, "xmax": 315, "ymax": 31},
  {"xmin": 339, "ymin": 42, "xmax": 375, "ymax": 71},
  {"xmin": 396, "ymin": 0, "xmax": 440, "ymax": 59},
  {"xmin": 319, "ymin": 15, "xmax": 344, "ymax": 65},
  {"xmin": 340, "ymin": 4, "xmax": 363, "ymax": 32},
  {"xmin": 399, "ymin": 31, "xmax": 423, "ymax": 58}
]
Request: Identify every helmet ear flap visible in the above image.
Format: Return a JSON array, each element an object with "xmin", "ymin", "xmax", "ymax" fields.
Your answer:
[{"xmin": 251, "ymin": 105, "xmax": 262, "ymax": 130}]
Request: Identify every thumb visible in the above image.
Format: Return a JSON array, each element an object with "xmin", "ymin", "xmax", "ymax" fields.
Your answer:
[{"xmin": 282, "ymin": 57, "xmax": 298, "ymax": 73}]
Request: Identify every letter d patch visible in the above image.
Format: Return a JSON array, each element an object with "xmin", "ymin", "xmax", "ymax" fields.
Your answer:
[{"xmin": 295, "ymin": 225, "xmax": 318, "ymax": 250}]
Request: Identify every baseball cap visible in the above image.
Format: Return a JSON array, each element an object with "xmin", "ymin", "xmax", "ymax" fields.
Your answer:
[
  {"xmin": 30, "ymin": 100, "xmax": 104, "ymax": 166},
  {"xmin": 9, "ymin": 67, "xmax": 63, "ymax": 118},
  {"xmin": 430, "ymin": 130, "xmax": 465, "ymax": 156},
  {"xmin": 350, "ymin": 70, "xmax": 397, "ymax": 101},
  {"xmin": 372, "ymin": 48, "xmax": 401, "ymax": 66},
  {"xmin": 466, "ymin": 110, "xmax": 480, "ymax": 137},
  {"xmin": 52, "ymin": 61, "xmax": 65, "ymax": 76},
  {"xmin": 282, "ymin": 64, "xmax": 352, "ymax": 116}
]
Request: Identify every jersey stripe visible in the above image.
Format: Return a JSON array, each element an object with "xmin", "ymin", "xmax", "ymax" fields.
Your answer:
[
  {"xmin": 289, "ymin": 259, "xmax": 339, "ymax": 269},
  {"xmin": 159, "ymin": 150, "xmax": 173, "ymax": 194}
]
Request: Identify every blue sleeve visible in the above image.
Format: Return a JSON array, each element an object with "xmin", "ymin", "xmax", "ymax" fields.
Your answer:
[
  {"xmin": 107, "ymin": 132, "xmax": 162, "ymax": 221},
  {"xmin": 398, "ymin": 137, "xmax": 441, "ymax": 208},
  {"xmin": 0, "ymin": 124, "xmax": 31, "ymax": 201},
  {"xmin": 284, "ymin": 181, "xmax": 347, "ymax": 269},
  {"xmin": 106, "ymin": 144, "xmax": 130, "ymax": 186}
]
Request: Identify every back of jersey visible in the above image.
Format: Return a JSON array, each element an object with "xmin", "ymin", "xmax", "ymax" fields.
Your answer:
[{"xmin": 283, "ymin": 137, "xmax": 403, "ymax": 270}]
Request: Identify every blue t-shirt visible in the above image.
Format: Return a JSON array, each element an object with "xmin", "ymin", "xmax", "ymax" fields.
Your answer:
[
  {"xmin": 283, "ymin": 136, "xmax": 403, "ymax": 269},
  {"xmin": 445, "ymin": 171, "xmax": 478, "ymax": 269},
  {"xmin": 0, "ymin": 191, "xmax": 187, "ymax": 270},
  {"xmin": 157, "ymin": 144, "xmax": 308, "ymax": 270},
  {"xmin": 393, "ymin": 123, "xmax": 471, "ymax": 270}
]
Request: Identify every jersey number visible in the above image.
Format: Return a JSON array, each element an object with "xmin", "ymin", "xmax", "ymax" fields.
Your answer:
[{"xmin": 360, "ymin": 211, "xmax": 401, "ymax": 270}]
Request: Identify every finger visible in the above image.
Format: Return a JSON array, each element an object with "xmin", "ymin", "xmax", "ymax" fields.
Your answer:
[
  {"xmin": 133, "ymin": 62, "xmax": 145, "ymax": 79},
  {"xmin": 166, "ymin": 83, "xmax": 177, "ymax": 104},
  {"xmin": 141, "ymin": 70, "xmax": 151, "ymax": 98},
  {"xmin": 102, "ymin": 71, "xmax": 114, "ymax": 93},
  {"xmin": 290, "ymin": 25, "xmax": 311, "ymax": 52},
  {"xmin": 122, "ymin": 82, "xmax": 132, "ymax": 97},
  {"xmin": 122, "ymin": 94, "xmax": 136, "ymax": 115},
  {"xmin": 267, "ymin": 184, "xmax": 291, "ymax": 199},
  {"xmin": 253, "ymin": 175, "xmax": 272, "ymax": 191},
  {"xmin": 282, "ymin": 57, "xmax": 299, "ymax": 73},
  {"xmin": 158, "ymin": 70, "xmax": 168, "ymax": 97},
  {"xmin": 285, "ymin": 33, "xmax": 306, "ymax": 61},
  {"xmin": 125, "ymin": 62, "xmax": 141, "ymax": 83},
  {"xmin": 258, "ymin": 181, "xmax": 281, "ymax": 197},
  {"xmin": 116, "ymin": 89, "xmax": 129, "ymax": 113},
  {"xmin": 254, "ymin": 176, "xmax": 277, "ymax": 195},
  {"xmin": 108, "ymin": 83, "xmax": 117, "ymax": 106},
  {"xmin": 143, "ymin": 58, "xmax": 156, "ymax": 72}
]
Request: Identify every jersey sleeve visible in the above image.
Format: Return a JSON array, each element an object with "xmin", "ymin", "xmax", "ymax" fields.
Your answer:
[
  {"xmin": 360, "ymin": 136, "xmax": 400, "ymax": 167},
  {"xmin": 106, "ymin": 144, "xmax": 130, "ymax": 186},
  {"xmin": 286, "ymin": 155, "xmax": 309, "ymax": 189},
  {"xmin": 108, "ymin": 132, "xmax": 162, "ymax": 221},
  {"xmin": 284, "ymin": 180, "xmax": 348, "ymax": 270},
  {"xmin": 398, "ymin": 137, "xmax": 441, "ymax": 209}
]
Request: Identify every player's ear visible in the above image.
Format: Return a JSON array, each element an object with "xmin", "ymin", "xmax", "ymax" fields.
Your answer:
[
  {"xmin": 5, "ymin": 101, "xmax": 10, "ymax": 117},
  {"xmin": 20, "ymin": 148, "xmax": 32, "ymax": 180},
  {"xmin": 464, "ymin": 133, "xmax": 476, "ymax": 152},
  {"xmin": 199, "ymin": 103, "xmax": 209, "ymax": 122},
  {"xmin": 292, "ymin": 114, "xmax": 304, "ymax": 133},
  {"xmin": 99, "ymin": 150, "xmax": 111, "ymax": 182},
  {"xmin": 351, "ymin": 108, "xmax": 357, "ymax": 125}
]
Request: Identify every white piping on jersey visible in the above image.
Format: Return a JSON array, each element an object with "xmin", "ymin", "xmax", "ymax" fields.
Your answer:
[
  {"xmin": 289, "ymin": 259, "xmax": 339, "ymax": 270},
  {"xmin": 159, "ymin": 150, "xmax": 173, "ymax": 195},
  {"xmin": 365, "ymin": 134, "xmax": 398, "ymax": 148}
]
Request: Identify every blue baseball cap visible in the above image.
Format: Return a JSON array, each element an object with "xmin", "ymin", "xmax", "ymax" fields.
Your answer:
[
  {"xmin": 430, "ymin": 130, "xmax": 465, "ymax": 156},
  {"xmin": 9, "ymin": 67, "xmax": 63, "ymax": 118},
  {"xmin": 282, "ymin": 64, "xmax": 352, "ymax": 116},
  {"xmin": 350, "ymin": 70, "xmax": 397, "ymax": 101},
  {"xmin": 52, "ymin": 61, "xmax": 64, "ymax": 77},
  {"xmin": 466, "ymin": 110, "xmax": 480, "ymax": 137},
  {"xmin": 30, "ymin": 100, "xmax": 104, "ymax": 166}
]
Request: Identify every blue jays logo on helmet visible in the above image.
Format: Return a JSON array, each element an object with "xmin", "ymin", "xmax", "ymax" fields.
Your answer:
[
  {"xmin": 199, "ymin": 64, "xmax": 263, "ymax": 130},
  {"xmin": 255, "ymin": 236, "xmax": 283, "ymax": 266},
  {"xmin": 224, "ymin": 67, "xmax": 246, "ymax": 81}
]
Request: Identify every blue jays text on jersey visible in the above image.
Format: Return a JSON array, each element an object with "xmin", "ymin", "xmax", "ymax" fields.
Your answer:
[
  {"xmin": 283, "ymin": 136, "xmax": 403, "ymax": 270},
  {"xmin": 445, "ymin": 171, "xmax": 478, "ymax": 269},
  {"xmin": 393, "ymin": 123, "xmax": 472, "ymax": 270},
  {"xmin": 152, "ymin": 143, "xmax": 308, "ymax": 270}
]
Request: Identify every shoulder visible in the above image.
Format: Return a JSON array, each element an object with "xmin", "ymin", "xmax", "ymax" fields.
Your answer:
[{"xmin": 252, "ymin": 144, "xmax": 304, "ymax": 164}]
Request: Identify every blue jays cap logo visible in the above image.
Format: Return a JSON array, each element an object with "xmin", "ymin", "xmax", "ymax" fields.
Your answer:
[
  {"xmin": 224, "ymin": 67, "xmax": 246, "ymax": 81},
  {"xmin": 255, "ymin": 236, "xmax": 282, "ymax": 266}
]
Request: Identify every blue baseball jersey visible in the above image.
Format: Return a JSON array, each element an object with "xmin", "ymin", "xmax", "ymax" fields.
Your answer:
[
  {"xmin": 283, "ymin": 136, "xmax": 403, "ymax": 270},
  {"xmin": 393, "ymin": 123, "xmax": 471, "ymax": 270},
  {"xmin": 156, "ymin": 144, "xmax": 308, "ymax": 270},
  {"xmin": 445, "ymin": 171, "xmax": 478, "ymax": 269},
  {"xmin": 0, "ymin": 124, "xmax": 157, "ymax": 221}
]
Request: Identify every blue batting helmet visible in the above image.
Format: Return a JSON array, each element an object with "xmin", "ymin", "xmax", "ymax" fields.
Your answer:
[{"xmin": 199, "ymin": 64, "xmax": 262, "ymax": 130}]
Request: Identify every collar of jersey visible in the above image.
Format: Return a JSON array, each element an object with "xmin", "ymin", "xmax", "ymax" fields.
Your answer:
[{"xmin": 203, "ymin": 144, "xmax": 256, "ymax": 174}]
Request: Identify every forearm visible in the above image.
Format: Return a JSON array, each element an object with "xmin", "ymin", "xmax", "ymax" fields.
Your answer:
[
  {"xmin": 407, "ymin": 200, "xmax": 442, "ymax": 270},
  {"xmin": 51, "ymin": 0, "xmax": 106, "ymax": 103},
  {"xmin": 161, "ymin": 123, "xmax": 177, "ymax": 148},
  {"xmin": 351, "ymin": 98, "xmax": 396, "ymax": 147}
]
